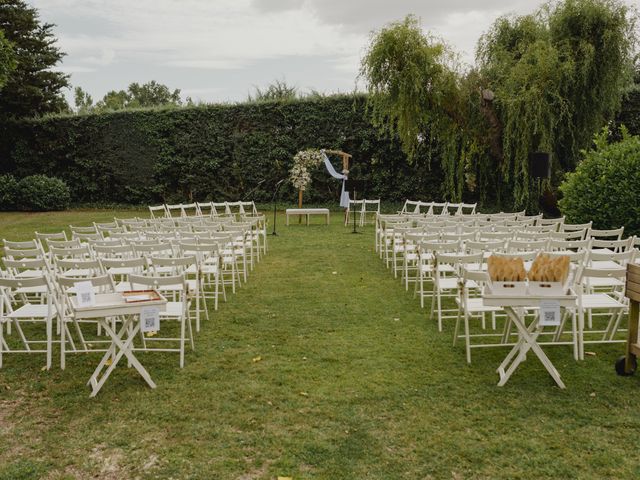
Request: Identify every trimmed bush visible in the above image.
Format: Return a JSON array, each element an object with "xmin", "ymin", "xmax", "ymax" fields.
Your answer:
[
  {"xmin": 0, "ymin": 173, "xmax": 18, "ymax": 210},
  {"xmin": 15, "ymin": 175, "xmax": 71, "ymax": 211},
  {"xmin": 559, "ymin": 130, "xmax": 640, "ymax": 235}
]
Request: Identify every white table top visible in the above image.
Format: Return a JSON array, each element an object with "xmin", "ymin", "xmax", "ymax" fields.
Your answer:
[
  {"xmin": 71, "ymin": 292, "xmax": 167, "ymax": 319},
  {"xmin": 482, "ymin": 287, "xmax": 577, "ymax": 308},
  {"xmin": 286, "ymin": 208, "xmax": 330, "ymax": 213}
]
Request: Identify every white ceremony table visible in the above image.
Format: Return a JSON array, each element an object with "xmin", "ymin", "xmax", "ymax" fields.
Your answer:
[
  {"xmin": 70, "ymin": 292, "xmax": 167, "ymax": 397},
  {"xmin": 483, "ymin": 290, "xmax": 578, "ymax": 389},
  {"xmin": 285, "ymin": 208, "xmax": 330, "ymax": 226}
]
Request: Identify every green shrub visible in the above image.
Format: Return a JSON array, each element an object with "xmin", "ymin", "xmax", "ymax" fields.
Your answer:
[
  {"xmin": 559, "ymin": 129, "xmax": 640, "ymax": 235},
  {"xmin": 0, "ymin": 173, "xmax": 18, "ymax": 210},
  {"xmin": 15, "ymin": 174, "xmax": 71, "ymax": 211}
]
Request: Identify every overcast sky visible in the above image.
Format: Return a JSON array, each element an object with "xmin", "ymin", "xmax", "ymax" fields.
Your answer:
[{"xmin": 28, "ymin": 0, "xmax": 625, "ymax": 105}]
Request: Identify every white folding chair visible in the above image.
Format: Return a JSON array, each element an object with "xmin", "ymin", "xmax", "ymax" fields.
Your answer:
[
  {"xmin": 360, "ymin": 200, "xmax": 380, "ymax": 226},
  {"xmin": 453, "ymin": 268, "xmax": 504, "ymax": 363},
  {"xmin": 345, "ymin": 199, "xmax": 364, "ymax": 226},
  {"xmin": 0, "ymin": 276, "xmax": 57, "ymax": 369},
  {"xmin": 148, "ymin": 255, "xmax": 203, "ymax": 331},
  {"xmin": 589, "ymin": 227, "xmax": 624, "ymax": 240},
  {"xmin": 128, "ymin": 274, "xmax": 193, "ymax": 368},
  {"xmin": 56, "ymin": 274, "xmax": 119, "ymax": 368},
  {"xmin": 430, "ymin": 252, "xmax": 483, "ymax": 331},
  {"xmin": 149, "ymin": 205, "xmax": 168, "ymax": 219},
  {"xmin": 165, "ymin": 204, "xmax": 185, "ymax": 218}
]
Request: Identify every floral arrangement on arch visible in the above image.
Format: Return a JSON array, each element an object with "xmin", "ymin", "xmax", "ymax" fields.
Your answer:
[{"xmin": 289, "ymin": 148, "xmax": 324, "ymax": 191}]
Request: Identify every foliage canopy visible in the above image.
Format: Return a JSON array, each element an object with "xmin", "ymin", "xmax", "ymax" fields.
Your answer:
[
  {"xmin": 0, "ymin": 29, "xmax": 16, "ymax": 91},
  {"xmin": 559, "ymin": 127, "xmax": 640, "ymax": 235},
  {"xmin": 74, "ymin": 81, "xmax": 184, "ymax": 113},
  {"xmin": 0, "ymin": 0, "xmax": 69, "ymax": 119},
  {"xmin": 360, "ymin": 0, "xmax": 637, "ymax": 208}
]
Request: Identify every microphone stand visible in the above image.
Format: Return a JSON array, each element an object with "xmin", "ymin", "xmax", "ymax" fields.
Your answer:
[
  {"xmin": 271, "ymin": 178, "xmax": 286, "ymax": 236},
  {"xmin": 351, "ymin": 189, "xmax": 361, "ymax": 234}
]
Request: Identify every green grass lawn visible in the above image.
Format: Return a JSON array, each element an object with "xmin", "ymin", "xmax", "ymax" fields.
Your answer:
[{"xmin": 1, "ymin": 209, "xmax": 639, "ymax": 479}]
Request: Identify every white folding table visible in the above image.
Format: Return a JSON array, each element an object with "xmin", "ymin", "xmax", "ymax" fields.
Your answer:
[
  {"xmin": 483, "ymin": 290, "xmax": 578, "ymax": 389},
  {"xmin": 70, "ymin": 292, "xmax": 167, "ymax": 397},
  {"xmin": 285, "ymin": 208, "xmax": 330, "ymax": 226}
]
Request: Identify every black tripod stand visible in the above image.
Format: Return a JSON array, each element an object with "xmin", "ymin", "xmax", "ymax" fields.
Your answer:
[{"xmin": 345, "ymin": 179, "xmax": 365, "ymax": 234}]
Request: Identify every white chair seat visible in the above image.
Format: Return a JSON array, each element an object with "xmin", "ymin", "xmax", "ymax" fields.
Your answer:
[
  {"xmin": 438, "ymin": 278, "xmax": 477, "ymax": 291},
  {"xmin": 456, "ymin": 297, "xmax": 502, "ymax": 313},
  {"xmin": 15, "ymin": 285, "xmax": 48, "ymax": 294},
  {"xmin": 59, "ymin": 268, "xmax": 95, "ymax": 277},
  {"xmin": 580, "ymin": 293, "xmax": 626, "ymax": 309},
  {"xmin": 583, "ymin": 277, "xmax": 624, "ymax": 288},
  {"xmin": 7, "ymin": 304, "xmax": 56, "ymax": 319},
  {"xmin": 591, "ymin": 260, "xmax": 624, "ymax": 269},
  {"xmin": 107, "ymin": 267, "xmax": 138, "ymax": 275},
  {"xmin": 160, "ymin": 301, "xmax": 185, "ymax": 317},
  {"xmin": 14, "ymin": 270, "xmax": 45, "ymax": 278}
]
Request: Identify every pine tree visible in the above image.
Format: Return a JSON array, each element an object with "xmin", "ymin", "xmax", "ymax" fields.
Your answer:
[{"xmin": 0, "ymin": 0, "xmax": 69, "ymax": 119}]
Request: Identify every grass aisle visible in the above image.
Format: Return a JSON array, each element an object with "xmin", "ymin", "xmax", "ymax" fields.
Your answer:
[{"xmin": 1, "ymin": 211, "xmax": 640, "ymax": 479}]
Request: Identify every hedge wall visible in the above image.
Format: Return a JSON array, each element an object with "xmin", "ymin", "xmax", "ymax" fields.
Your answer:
[
  {"xmin": 615, "ymin": 88, "xmax": 640, "ymax": 136},
  {"xmin": 0, "ymin": 94, "xmax": 450, "ymax": 206}
]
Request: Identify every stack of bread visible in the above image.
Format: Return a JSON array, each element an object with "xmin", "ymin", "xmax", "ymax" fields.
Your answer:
[
  {"xmin": 487, "ymin": 256, "xmax": 527, "ymax": 282},
  {"xmin": 527, "ymin": 253, "xmax": 570, "ymax": 284},
  {"xmin": 487, "ymin": 253, "xmax": 571, "ymax": 286}
]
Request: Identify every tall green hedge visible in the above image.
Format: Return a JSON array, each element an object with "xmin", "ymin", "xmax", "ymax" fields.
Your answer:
[{"xmin": 0, "ymin": 95, "xmax": 450, "ymax": 205}]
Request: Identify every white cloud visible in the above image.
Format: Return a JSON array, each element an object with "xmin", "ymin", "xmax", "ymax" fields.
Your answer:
[{"xmin": 30, "ymin": 0, "xmax": 636, "ymax": 103}]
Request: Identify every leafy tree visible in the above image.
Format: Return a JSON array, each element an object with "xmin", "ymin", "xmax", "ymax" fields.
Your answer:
[
  {"xmin": 90, "ymin": 80, "xmax": 182, "ymax": 112},
  {"xmin": 0, "ymin": 0, "xmax": 69, "ymax": 118},
  {"xmin": 477, "ymin": 0, "xmax": 636, "ymax": 205},
  {"xmin": 248, "ymin": 79, "xmax": 298, "ymax": 102},
  {"xmin": 73, "ymin": 86, "xmax": 93, "ymax": 114},
  {"xmin": 0, "ymin": 29, "xmax": 16, "ymax": 91},
  {"xmin": 94, "ymin": 89, "xmax": 129, "ymax": 112},
  {"xmin": 360, "ymin": 15, "xmax": 485, "ymax": 201},
  {"xmin": 360, "ymin": 1, "xmax": 637, "ymax": 209}
]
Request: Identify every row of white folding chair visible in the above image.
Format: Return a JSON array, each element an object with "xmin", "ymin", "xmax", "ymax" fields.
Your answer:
[
  {"xmin": 452, "ymin": 252, "xmax": 582, "ymax": 364},
  {"xmin": 401, "ymin": 200, "xmax": 477, "ymax": 216},
  {"xmin": 453, "ymin": 249, "xmax": 634, "ymax": 364},
  {"xmin": 80, "ymin": 222, "xmax": 259, "ymax": 283},
  {"xmin": 54, "ymin": 271, "xmax": 194, "ymax": 369},
  {"xmin": 0, "ymin": 252, "xmax": 216, "ymax": 369},
  {"xmin": 410, "ymin": 236, "xmax": 634, "ymax": 311},
  {"xmin": 344, "ymin": 199, "xmax": 381, "ymax": 226},
  {"xmin": 3, "ymin": 237, "xmax": 235, "ymax": 306},
  {"xmin": 17, "ymin": 221, "xmax": 261, "ymax": 273},
  {"xmin": 428, "ymin": 244, "xmax": 633, "ymax": 355},
  {"xmin": 0, "ymin": 221, "xmax": 264, "ymax": 370},
  {"xmin": 149, "ymin": 201, "xmax": 259, "ymax": 219}
]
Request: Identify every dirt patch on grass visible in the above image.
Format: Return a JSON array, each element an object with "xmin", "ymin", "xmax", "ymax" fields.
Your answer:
[{"xmin": 89, "ymin": 444, "xmax": 127, "ymax": 479}]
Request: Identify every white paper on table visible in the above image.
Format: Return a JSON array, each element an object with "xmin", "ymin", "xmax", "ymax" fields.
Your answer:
[
  {"xmin": 539, "ymin": 300, "xmax": 561, "ymax": 327},
  {"xmin": 140, "ymin": 306, "xmax": 160, "ymax": 333},
  {"xmin": 74, "ymin": 281, "xmax": 95, "ymax": 307}
]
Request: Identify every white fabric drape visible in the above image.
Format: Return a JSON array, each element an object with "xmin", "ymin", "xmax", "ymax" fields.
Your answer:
[{"xmin": 321, "ymin": 151, "xmax": 350, "ymax": 208}]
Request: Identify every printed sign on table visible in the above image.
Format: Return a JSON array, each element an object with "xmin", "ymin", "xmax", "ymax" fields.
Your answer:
[
  {"xmin": 539, "ymin": 300, "xmax": 561, "ymax": 327},
  {"xmin": 140, "ymin": 306, "xmax": 160, "ymax": 333},
  {"xmin": 74, "ymin": 281, "xmax": 95, "ymax": 307}
]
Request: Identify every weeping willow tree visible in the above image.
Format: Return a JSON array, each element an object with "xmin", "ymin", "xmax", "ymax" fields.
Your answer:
[
  {"xmin": 361, "ymin": 0, "xmax": 637, "ymax": 209},
  {"xmin": 359, "ymin": 15, "xmax": 472, "ymax": 201},
  {"xmin": 478, "ymin": 0, "xmax": 636, "ymax": 207}
]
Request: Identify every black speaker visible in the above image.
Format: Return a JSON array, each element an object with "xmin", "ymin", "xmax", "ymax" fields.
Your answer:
[{"xmin": 529, "ymin": 152, "xmax": 551, "ymax": 179}]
